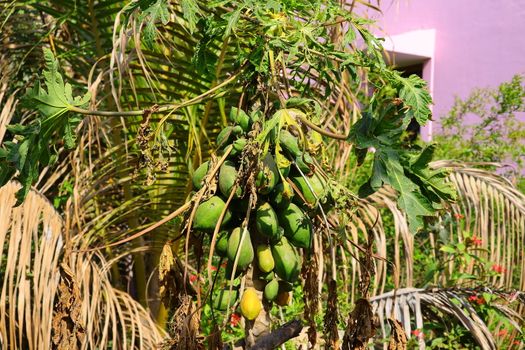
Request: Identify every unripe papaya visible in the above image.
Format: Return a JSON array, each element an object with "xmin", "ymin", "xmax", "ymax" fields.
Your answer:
[
  {"xmin": 255, "ymin": 202, "xmax": 280, "ymax": 240},
  {"xmin": 217, "ymin": 126, "xmax": 243, "ymax": 149},
  {"xmin": 215, "ymin": 231, "xmax": 229, "ymax": 257},
  {"xmin": 256, "ymin": 153, "xmax": 279, "ymax": 194},
  {"xmin": 279, "ymin": 129, "xmax": 301, "ymax": 158},
  {"xmin": 271, "ymin": 236, "xmax": 301, "ymax": 282},
  {"xmin": 227, "ymin": 227, "xmax": 254, "ymax": 270},
  {"xmin": 219, "ymin": 160, "xmax": 242, "ymax": 198},
  {"xmin": 240, "ymin": 287, "xmax": 262, "ymax": 320},
  {"xmin": 263, "ymin": 279, "xmax": 279, "ymax": 302},
  {"xmin": 291, "ymin": 172, "xmax": 327, "ymax": 206},
  {"xmin": 278, "ymin": 203, "xmax": 312, "ymax": 249},
  {"xmin": 295, "ymin": 152, "xmax": 314, "ymax": 175},
  {"xmin": 193, "ymin": 196, "xmax": 232, "ymax": 232},
  {"xmin": 256, "ymin": 245, "xmax": 275, "ymax": 273},
  {"xmin": 192, "ymin": 161, "xmax": 209, "ymax": 190},
  {"xmin": 270, "ymin": 182, "xmax": 294, "ymax": 209},
  {"xmin": 229, "ymin": 107, "xmax": 252, "ymax": 133},
  {"xmin": 231, "ymin": 137, "xmax": 247, "ymax": 157},
  {"xmin": 213, "ymin": 289, "xmax": 238, "ymax": 311}
]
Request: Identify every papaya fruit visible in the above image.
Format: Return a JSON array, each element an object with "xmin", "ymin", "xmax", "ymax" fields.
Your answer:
[
  {"xmin": 219, "ymin": 160, "xmax": 242, "ymax": 198},
  {"xmin": 275, "ymin": 290, "xmax": 292, "ymax": 306},
  {"xmin": 217, "ymin": 126, "xmax": 243, "ymax": 149},
  {"xmin": 193, "ymin": 196, "xmax": 232, "ymax": 232},
  {"xmin": 256, "ymin": 245, "xmax": 275, "ymax": 273},
  {"xmin": 279, "ymin": 129, "xmax": 301, "ymax": 158},
  {"xmin": 231, "ymin": 137, "xmax": 247, "ymax": 157},
  {"xmin": 278, "ymin": 203, "xmax": 312, "ymax": 249},
  {"xmin": 192, "ymin": 161, "xmax": 209, "ymax": 190},
  {"xmin": 263, "ymin": 279, "xmax": 279, "ymax": 302},
  {"xmin": 295, "ymin": 152, "xmax": 314, "ymax": 175},
  {"xmin": 229, "ymin": 107, "xmax": 252, "ymax": 133},
  {"xmin": 213, "ymin": 289, "xmax": 238, "ymax": 311},
  {"xmin": 256, "ymin": 153, "xmax": 279, "ymax": 194},
  {"xmin": 227, "ymin": 227, "xmax": 254, "ymax": 270},
  {"xmin": 255, "ymin": 202, "xmax": 280, "ymax": 240},
  {"xmin": 215, "ymin": 231, "xmax": 229, "ymax": 257},
  {"xmin": 271, "ymin": 236, "xmax": 301, "ymax": 282},
  {"xmin": 240, "ymin": 287, "xmax": 262, "ymax": 320},
  {"xmin": 253, "ymin": 265, "xmax": 274, "ymax": 281},
  {"xmin": 270, "ymin": 182, "xmax": 294, "ymax": 209},
  {"xmin": 291, "ymin": 171, "xmax": 327, "ymax": 206}
]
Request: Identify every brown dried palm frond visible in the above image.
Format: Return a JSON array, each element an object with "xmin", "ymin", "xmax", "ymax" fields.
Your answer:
[
  {"xmin": 370, "ymin": 287, "xmax": 525, "ymax": 350},
  {"xmin": 0, "ymin": 181, "xmax": 164, "ymax": 349},
  {"xmin": 431, "ymin": 160, "xmax": 525, "ymax": 291}
]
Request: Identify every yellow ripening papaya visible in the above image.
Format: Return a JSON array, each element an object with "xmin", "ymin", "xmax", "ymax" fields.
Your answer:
[
  {"xmin": 193, "ymin": 196, "xmax": 232, "ymax": 232},
  {"xmin": 240, "ymin": 287, "xmax": 262, "ymax": 320},
  {"xmin": 256, "ymin": 245, "xmax": 275, "ymax": 273}
]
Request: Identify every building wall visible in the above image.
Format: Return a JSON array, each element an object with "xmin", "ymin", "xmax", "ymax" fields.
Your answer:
[{"xmin": 370, "ymin": 0, "xmax": 525, "ymax": 137}]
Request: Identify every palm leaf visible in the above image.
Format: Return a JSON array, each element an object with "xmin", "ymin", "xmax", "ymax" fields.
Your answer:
[{"xmin": 0, "ymin": 181, "xmax": 164, "ymax": 349}]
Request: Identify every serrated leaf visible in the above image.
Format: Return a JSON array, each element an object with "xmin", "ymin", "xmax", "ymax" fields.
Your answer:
[
  {"xmin": 181, "ymin": 0, "xmax": 200, "ymax": 33},
  {"xmin": 396, "ymin": 74, "xmax": 432, "ymax": 125}
]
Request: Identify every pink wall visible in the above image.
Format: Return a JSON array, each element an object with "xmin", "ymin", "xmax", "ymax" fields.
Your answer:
[{"xmin": 370, "ymin": 0, "xmax": 525, "ymax": 134}]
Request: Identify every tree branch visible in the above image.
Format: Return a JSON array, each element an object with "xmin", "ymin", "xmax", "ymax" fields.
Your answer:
[{"xmin": 250, "ymin": 320, "xmax": 303, "ymax": 350}]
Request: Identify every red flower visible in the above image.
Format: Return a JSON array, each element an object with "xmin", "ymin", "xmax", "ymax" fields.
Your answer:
[
  {"xmin": 497, "ymin": 329, "xmax": 508, "ymax": 337},
  {"xmin": 476, "ymin": 296, "xmax": 485, "ymax": 305},
  {"xmin": 411, "ymin": 329, "xmax": 424, "ymax": 339},
  {"xmin": 468, "ymin": 295, "xmax": 478, "ymax": 302},
  {"xmin": 454, "ymin": 213, "xmax": 465, "ymax": 219},
  {"xmin": 230, "ymin": 313, "xmax": 241, "ymax": 327},
  {"xmin": 189, "ymin": 274, "xmax": 198, "ymax": 283},
  {"xmin": 513, "ymin": 340, "xmax": 522, "ymax": 346},
  {"xmin": 471, "ymin": 235, "xmax": 483, "ymax": 246},
  {"xmin": 210, "ymin": 265, "xmax": 218, "ymax": 271},
  {"xmin": 491, "ymin": 264, "xmax": 506, "ymax": 274}
]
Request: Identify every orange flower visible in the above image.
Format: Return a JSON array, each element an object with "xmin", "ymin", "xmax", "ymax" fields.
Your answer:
[
  {"xmin": 497, "ymin": 329, "xmax": 508, "ymax": 337},
  {"xmin": 471, "ymin": 235, "xmax": 483, "ymax": 246},
  {"xmin": 454, "ymin": 213, "xmax": 465, "ymax": 219},
  {"xmin": 189, "ymin": 274, "xmax": 198, "ymax": 283},
  {"xmin": 411, "ymin": 329, "xmax": 424, "ymax": 339}
]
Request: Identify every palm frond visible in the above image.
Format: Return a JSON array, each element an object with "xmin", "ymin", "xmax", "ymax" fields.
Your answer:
[{"xmin": 0, "ymin": 181, "xmax": 164, "ymax": 349}]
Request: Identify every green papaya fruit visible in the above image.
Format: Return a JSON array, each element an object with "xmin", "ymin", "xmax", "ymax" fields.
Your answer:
[
  {"xmin": 213, "ymin": 289, "xmax": 238, "ymax": 311},
  {"xmin": 253, "ymin": 265, "xmax": 274, "ymax": 281},
  {"xmin": 215, "ymin": 231, "xmax": 229, "ymax": 257},
  {"xmin": 264, "ymin": 279, "xmax": 279, "ymax": 302},
  {"xmin": 278, "ymin": 203, "xmax": 312, "ymax": 249},
  {"xmin": 231, "ymin": 137, "xmax": 247, "ymax": 157},
  {"xmin": 255, "ymin": 202, "xmax": 280, "ymax": 240},
  {"xmin": 291, "ymin": 172, "xmax": 327, "ymax": 206},
  {"xmin": 227, "ymin": 227, "xmax": 254, "ymax": 270},
  {"xmin": 256, "ymin": 153, "xmax": 279, "ymax": 194},
  {"xmin": 219, "ymin": 160, "xmax": 242, "ymax": 198},
  {"xmin": 193, "ymin": 196, "xmax": 232, "ymax": 232},
  {"xmin": 271, "ymin": 236, "xmax": 301, "ymax": 283},
  {"xmin": 270, "ymin": 182, "xmax": 294, "ymax": 209},
  {"xmin": 230, "ymin": 107, "xmax": 252, "ymax": 133},
  {"xmin": 256, "ymin": 245, "xmax": 275, "ymax": 273},
  {"xmin": 295, "ymin": 152, "xmax": 314, "ymax": 175},
  {"xmin": 217, "ymin": 126, "xmax": 235, "ymax": 149},
  {"xmin": 279, "ymin": 129, "xmax": 301, "ymax": 158},
  {"xmin": 192, "ymin": 161, "xmax": 210, "ymax": 190}
]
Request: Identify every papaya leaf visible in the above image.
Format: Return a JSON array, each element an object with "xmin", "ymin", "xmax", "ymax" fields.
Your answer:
[
  {"xmin": 394, "ymin": 73, "xmax": 432, "ymax": 125},
  {"xmin": 0, "ymin": 49, "xmax": 89, "ymax": 204}
]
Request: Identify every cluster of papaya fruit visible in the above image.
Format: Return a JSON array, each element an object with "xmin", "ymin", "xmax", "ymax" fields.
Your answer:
[{"xmin": 191, "ymin": 107, "xmax": 329, "ymax": 321}]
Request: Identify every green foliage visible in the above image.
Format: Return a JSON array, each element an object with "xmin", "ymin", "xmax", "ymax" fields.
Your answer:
[
  {"xmin": 435, "ymin": 74, "xmax": 525, "ymax": 191},
  {"xmin": 0, "ymin": 49, "xmax": 89, "ymax": 204}
]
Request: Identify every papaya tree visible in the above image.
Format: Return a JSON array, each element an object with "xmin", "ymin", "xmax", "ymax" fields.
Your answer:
[{"xmin": 0, "ymin": 0, "xmax": 465, "ymax": 349}]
